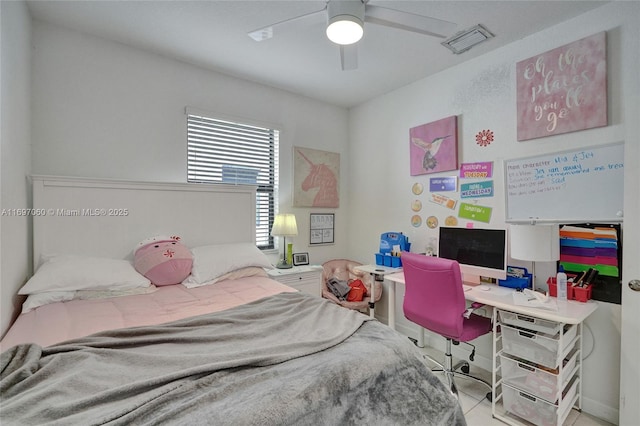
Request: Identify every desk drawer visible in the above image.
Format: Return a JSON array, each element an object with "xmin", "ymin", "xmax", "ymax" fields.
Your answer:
[
  {"xmin": 500, "ymin": 349, "xmax": 578, "ymax": 403},
  {"xmin": 503, "ymin": 378, "xmax": 579, "ymax": 426},
  {"xmin": 501, "ymin": 323, "xmax": 577, "ymax": 369},
  {"xmin": 499, "ymin": 311, "xmax": 562, "ymax": 335}
]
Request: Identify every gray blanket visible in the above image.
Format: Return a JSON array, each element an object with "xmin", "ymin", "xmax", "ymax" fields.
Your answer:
[{"xmin": 1, "ymin": 292, "xmax": 466, "ymax": 426}]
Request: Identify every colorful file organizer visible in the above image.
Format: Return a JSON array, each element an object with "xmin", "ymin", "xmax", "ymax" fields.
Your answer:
[
  {"xmin": 559, "ymin": 225, "xmax": 619, "ymax": 279},
  {"xmin": 558, "ymin": 224, "xmax": 620, "ymax": 303}
]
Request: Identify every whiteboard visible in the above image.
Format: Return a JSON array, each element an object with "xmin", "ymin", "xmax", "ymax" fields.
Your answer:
[{"xmin": 504, "ymin": 142, "xmax": 624, "ymax": 223}]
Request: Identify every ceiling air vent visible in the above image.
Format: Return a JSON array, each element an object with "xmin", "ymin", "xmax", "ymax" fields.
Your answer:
[{"xmin": 442, "ymin": 24, "xmax": 494, "ymax": 54}]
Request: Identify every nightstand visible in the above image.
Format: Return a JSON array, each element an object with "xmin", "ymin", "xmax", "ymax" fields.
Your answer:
[{"xmin": 267, "ymin": 265, "xmax": 323, "ymax": 297}]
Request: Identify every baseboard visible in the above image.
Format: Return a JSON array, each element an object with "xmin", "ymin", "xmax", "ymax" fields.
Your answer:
[{"xmin": 582, "ymin": 395, "xmax": 619, "ymax": 425}]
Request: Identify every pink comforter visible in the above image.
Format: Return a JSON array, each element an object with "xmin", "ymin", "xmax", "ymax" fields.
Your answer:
[{"xmin": 0, "ymin": 276, "xmax": 295, "ymax": 350}]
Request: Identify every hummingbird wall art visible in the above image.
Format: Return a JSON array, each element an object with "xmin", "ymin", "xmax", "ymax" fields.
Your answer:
[{"xmin": 409, "ymin": 116, "xmax": 458, "ymax": 176}]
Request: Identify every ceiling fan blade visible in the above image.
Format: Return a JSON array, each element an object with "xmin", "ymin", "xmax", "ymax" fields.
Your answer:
[
  {"xmin": 364, "ymin": 5, "xmax": 457, "ymax": 39},
  {"xmin": 340, "ymin": 45, "xmax": 358, "ymax": 71},
  {"xmin": 248, "ymin": 8, "xmax": 326, "ymax": 41}
]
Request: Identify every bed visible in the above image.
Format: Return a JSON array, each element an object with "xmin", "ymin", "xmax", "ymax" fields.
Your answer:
[{"xmin": 0, "ymin": 176, "xmax": 465, "ymax": 425}]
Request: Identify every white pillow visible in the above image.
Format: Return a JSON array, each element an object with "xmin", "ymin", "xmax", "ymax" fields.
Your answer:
[
  {"xmin": 19, "ymin": 254, "xmax": 151, "ymax": 295},
  {"xmin": 182, "ymin": 266, "xmax": 268, "ymax": 288},
  {"xmin": 75, "ymin": 286, "xmax": 157, "ymax": 300},
  {"xmin": 183, "ymin": 243, "xmax": 272, "ymax": 287},
  {"xmin": 21, "ymin": 291, "xmax": 75, "ymax": 313},
  {"xmin": 21, "ymin": 286, "xmax": 158, "ymax": 313}
]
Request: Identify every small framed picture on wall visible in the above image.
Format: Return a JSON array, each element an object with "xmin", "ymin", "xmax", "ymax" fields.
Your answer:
[
  {"xmin": 310, "ymin": 213, "xmax": 335, "ymax": 245},
  {"xmin": 293, "ymin": 252, "xmax": 309, "ymax": 266}
]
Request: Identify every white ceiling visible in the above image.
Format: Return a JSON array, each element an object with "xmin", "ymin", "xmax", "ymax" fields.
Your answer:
[{"xmin": 26, "ymin": 0, "xmax": 608, "ymax": 108}]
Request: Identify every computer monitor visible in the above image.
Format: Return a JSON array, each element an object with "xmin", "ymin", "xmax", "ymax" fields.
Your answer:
[{"xmin": 437, "ymin": 227, "xmax": 507, "ymax": 284}]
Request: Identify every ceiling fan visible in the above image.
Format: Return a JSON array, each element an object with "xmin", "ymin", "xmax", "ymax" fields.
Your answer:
[{"xmin": 248, "ymin": 0, "xmax": 458, "ymax": 71}]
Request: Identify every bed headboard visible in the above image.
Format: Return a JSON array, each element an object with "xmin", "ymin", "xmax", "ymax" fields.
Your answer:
[{"xmin": 31, "ymin": 176, "xmax": 257, "ymax": 267}]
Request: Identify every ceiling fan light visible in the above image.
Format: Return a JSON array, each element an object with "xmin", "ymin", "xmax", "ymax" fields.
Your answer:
[{"xmin": 327, "ymin": 15, "xmax": 363, "ymax": 45}]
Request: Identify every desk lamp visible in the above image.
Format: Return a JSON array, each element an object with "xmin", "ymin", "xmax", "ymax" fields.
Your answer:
[
  {"xmin": 271, "ymin": 214, "xmax": 298, "ymax": 269},
  {"xmin": 510, "ymin": 224, "xmax": 560, "ymax": 291}
]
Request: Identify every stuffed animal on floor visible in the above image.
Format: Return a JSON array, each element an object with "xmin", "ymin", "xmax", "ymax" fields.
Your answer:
[{"xmin": 134, "ymin": 235, "xmax": 193, "ymax": 286}]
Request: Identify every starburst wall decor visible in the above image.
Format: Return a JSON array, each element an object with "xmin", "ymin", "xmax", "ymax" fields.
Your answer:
[{"xmin": 475, "ymin": 129, "xmax": 494, "ymax": 147}]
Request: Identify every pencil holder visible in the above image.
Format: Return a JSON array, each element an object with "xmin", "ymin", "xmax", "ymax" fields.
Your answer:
[
  {"xmin": 572, "ymin": 284, "xmax": 593, "ymax": 302},
  {"xmin": 546, "ymin": 277, "xmax": 575, "ymax": 300},
  {"xmin": 547, "ymin": 277, "xmax": 557, "ymax": 296}
]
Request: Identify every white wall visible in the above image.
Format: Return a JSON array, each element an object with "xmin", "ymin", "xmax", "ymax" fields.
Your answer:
[
  {"xmin": 29, "ymin": 20, "xmax": 351, "ymax": 275},
  {"xmin": 1, "ymin": 1, "xmax": 32, "ymax": 338},
  {"xmin": 348, "ymin": 3, "xmax": 637, "ymax": 423}
]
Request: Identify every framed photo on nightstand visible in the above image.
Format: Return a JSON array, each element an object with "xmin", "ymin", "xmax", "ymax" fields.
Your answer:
[{"xmin": 293, "ymin": 252, "xmax": 309, "ymax": 266}]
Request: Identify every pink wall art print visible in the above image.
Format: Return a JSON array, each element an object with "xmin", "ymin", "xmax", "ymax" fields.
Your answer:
[
  {"xmin": 293, "ymin": 147, "xmax": 340, "ymax": 208},
  {"xmin": 409, "ymin": 116, "xmax": 458, "ymax": 176},
  {"xmin": 516, "ymin": 32, "xmax": 607, "ymax": 141}
]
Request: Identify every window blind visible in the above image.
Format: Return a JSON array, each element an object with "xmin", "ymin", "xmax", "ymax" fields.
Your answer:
[{"xmin": 187, "ymin": 113, "xmax": 279, "ymax": 249}]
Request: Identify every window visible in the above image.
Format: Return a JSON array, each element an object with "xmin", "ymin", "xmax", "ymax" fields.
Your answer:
[{"xmin": 187, "ymin": 111, "xmax": 279, "ymax": 249}]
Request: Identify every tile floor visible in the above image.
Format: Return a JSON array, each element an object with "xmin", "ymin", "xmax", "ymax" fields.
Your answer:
[{"xmin": 415, "ymin": 346, "xmax": 615, "ymax": 426}]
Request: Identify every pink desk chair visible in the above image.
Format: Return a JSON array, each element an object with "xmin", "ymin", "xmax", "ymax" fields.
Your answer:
[{"xmin": 401, "ymin": 252, "xmax": 492, "ymax": 399}]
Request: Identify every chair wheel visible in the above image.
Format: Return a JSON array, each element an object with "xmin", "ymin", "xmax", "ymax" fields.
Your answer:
[
  {"xmin": 461, "ymin": 364, "xmax": 470, "ymax": 374},
  {"xmin": 486, "ymin": 392, "xmax": 492, "ymax": 402}
]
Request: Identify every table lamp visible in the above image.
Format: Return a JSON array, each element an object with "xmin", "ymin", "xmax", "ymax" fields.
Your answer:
[
  {"xmin": 271, "ymin": 214, "xmax": 298, "ymax": 269},
  {"xmin": 510, "ymin": 224, "xmax": 560, "ymax": 291}
]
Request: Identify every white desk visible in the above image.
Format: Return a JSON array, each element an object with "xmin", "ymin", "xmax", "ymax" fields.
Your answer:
[
  {"xmin": 352, "ymin": 264, "xmax": 402, "ymax": 330},
  {"xmin": 385, "ymin": 271, "xmax": 598, "ymax": 426},
  {"xmin": 385, "ymin": 272, "xmax": 597, "ymax": 324}
]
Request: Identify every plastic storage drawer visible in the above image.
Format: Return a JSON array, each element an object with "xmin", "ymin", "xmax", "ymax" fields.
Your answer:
[
  {"xmin": 500, "ymin": 349, "xmax": 579, "ymax": 402},
  {"xmin": 502, "ymin": 379, "xmax": 579, "ymax": 426},
  {"xmin": 499, "ymin": 311, "xmax": 563, "ymax": 335},
  {"xmin": 501, "ymin": 324, "xmax": 577, "ymax": 369}
]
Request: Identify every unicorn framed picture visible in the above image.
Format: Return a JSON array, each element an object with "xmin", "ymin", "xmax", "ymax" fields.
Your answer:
[{"xmin": 293, "ymin": 147, "xmax": 340, "ymax": 208}]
